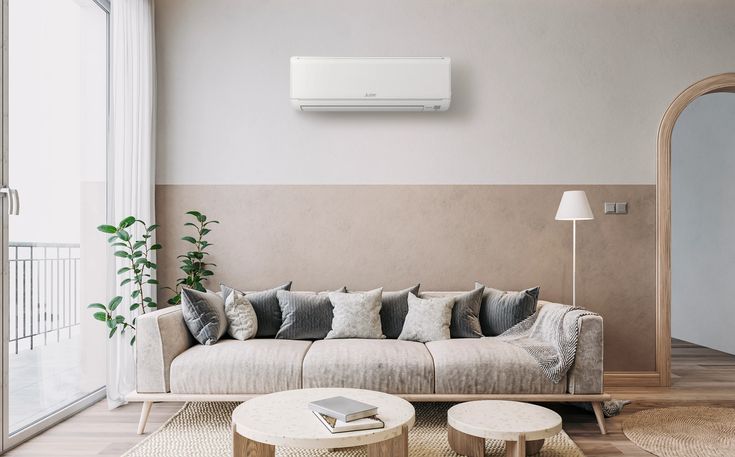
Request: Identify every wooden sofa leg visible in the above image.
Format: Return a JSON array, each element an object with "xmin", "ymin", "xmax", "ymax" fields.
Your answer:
[
  {"xmin": 137, "ymin": 401, "xmax": 153, "ymax": 435},
  {"xmin": 591, "ymin": 402, "xmax": 607, "ymax": 435}
]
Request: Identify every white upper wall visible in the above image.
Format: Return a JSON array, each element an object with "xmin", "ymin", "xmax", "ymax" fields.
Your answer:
[{"xmin": 155, "ymin": 0, "xmax": 735, "ymax": 185}]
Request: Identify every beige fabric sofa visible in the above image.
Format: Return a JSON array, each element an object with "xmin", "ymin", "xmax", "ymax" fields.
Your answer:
[{"xmin": 130, "ymin": 296, "xmax": 609, "ymax": 434}]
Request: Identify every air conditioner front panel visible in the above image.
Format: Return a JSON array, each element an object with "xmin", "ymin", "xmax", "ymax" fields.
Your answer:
[{"xmin": 290, "ymin": 57, "xmax": 451, "ymax": 110}]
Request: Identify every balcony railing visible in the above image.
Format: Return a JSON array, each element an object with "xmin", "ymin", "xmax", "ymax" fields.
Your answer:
[{"xmin": 9, "ymin": 242, "xmax": 80, "ymax": 354}]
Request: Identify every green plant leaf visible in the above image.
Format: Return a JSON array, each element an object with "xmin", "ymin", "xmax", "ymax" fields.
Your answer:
[
  {"xmin": 133, "ymin": 240, "xmax": 146, "ymax": 250},
  {"xmin": 93, "ymin": 311, "xmax": 107, "ymax": 322},
  {"xmin": 148, "ymin": 302, "xmax": 157, "ymax": 308},
  {"xmin": 130, "ymin": 302, "xmax": 140, "ymax": 310},
  {"xmin": 200, "ymin": 228, "xmax": 211, "ymax": 236},
  {"xmin": 132, "ymin": 250, "xmax": 143, "ymax": 258},
  {"xmin": 88, "ymin": 303, "xmax": 106, "ymax": 310},
  {"xmin": 150, "ymin": 243, "xmax": 162, "ymax": 250},
  {"xmin": 119, "ymin": 216, "xmax": 136, "ymax": 228},
  {"xmin": 147, "ymin": 279, "xmax": 159, "ymax": 285},
  {"xmin": 114, "ymin": 251, "xmax": 130, "ymax": 258},
  {"xmin": 98, "ymin": 224, "xmax": 117, "ymax": 234},
  {"xmin": 107, "ymin": 235, "xmax": 118, "ymax": 242},
  {"xmin": 108, "ymin": 327, "xmax": 117, "ymax": 338},
  {"xmin": 117, "ymin": 267, "xmax": 131, "ymax": 274},
  {"xmin": 109, "ymin": 296, "xmax": 123, "ymax": 310},
  {"xmin": 184, "ymin": 222, "xmax": 197, "ymax": 228},
  {"xmin": 181, "ymin": 236, "xmax": 197, "ymax": 244},
  {"xmin": 201, "ymin": 270, "xmax": 214, "ymax": 276},
  {"xmin": 186, "ymin": 210, "xmax": 202, "ymax": 219},
  {"xmin": 120, "ymin": 278, "xmax": 132, "ymax": 286},
  {"xmin": 147, "ymin": 224, "xmax": 160, "ymax": 232},
  {"xmin": 115, "ymin": 315, "xmax": 126, "ymax": 324},
  {"xmin": 116, "ymin": 229, "xmax": 130, "ymax": 241},
  {"xmin": 130, "ymin": 335, "xmax": 136, "ymax": 346},
  {"xmin": 131, "ymin": 289, "xmax": 141, "ymax": 298}
]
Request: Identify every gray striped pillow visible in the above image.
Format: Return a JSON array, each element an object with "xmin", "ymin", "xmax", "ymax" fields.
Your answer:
[
  {"xmin": 475, "ymin": 282, "xmax": 540, "ymax": 336},
  {"xmin": 220, "ymin": 282, "xmax": 292, "ymax": 337},
  {"xmin": 449, "ymin": 286, "xmax": 484, "ymax": 338},
  {"xmin": 379, "ymin": 285, "xmax": 421, "ymax": 339},
  {"xmin": 275, "ymin": 288, "xmax": 346, "ymax": 340}
]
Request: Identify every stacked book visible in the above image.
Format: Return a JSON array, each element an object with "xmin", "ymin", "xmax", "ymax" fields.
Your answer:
[{"xmin": 308, "ymin": 396, "xmax": 384, "ymax": 433}]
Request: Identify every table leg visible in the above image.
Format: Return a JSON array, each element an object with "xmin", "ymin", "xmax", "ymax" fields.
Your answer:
[
  {"xmin": 232, "ymin": 427, "xmax": 275, "ymax": 457},
  {"xmin": 448, "ymin": 425, "xmax": 485, "ymax": 457},
  {"xmin": 505, "ymin": 433, "xmax": 526, "ymax": 457},
  {"xmin": 367, "ymin": 424, "xmax": 408, "ymax": 457}
]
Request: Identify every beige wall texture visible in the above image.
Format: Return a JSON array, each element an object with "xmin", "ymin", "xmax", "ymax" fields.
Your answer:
[
  {"xmin": 156, "ymin": 184, "xmax": 655, "ymax": 372},
  {"xmin": 153, "ymin": 0, "xmax": 735, "ymax": 374}
]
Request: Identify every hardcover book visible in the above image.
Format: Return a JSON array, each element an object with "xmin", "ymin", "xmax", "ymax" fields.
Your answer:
[
  {"xmin": 312, "ymin": 411, "xmax": 384, "ymax": 433},
  {"xmin": 308, "ymin": 396, "xmax": 378, "ymax": 422}
]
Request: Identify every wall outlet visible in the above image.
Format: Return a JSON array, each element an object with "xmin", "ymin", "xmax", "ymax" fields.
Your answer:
[
  {"xmin": 615, "ymin": 202, "xmax": 628, "ymax": 214},
  {"xmin": 604, "ymin": 202, "xmax": 617, "ymax": 214}
]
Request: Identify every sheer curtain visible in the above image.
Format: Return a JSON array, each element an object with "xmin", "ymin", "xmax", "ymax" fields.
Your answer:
[{"xmin": 107, "ymin": 0, "xmax": 156, "ymax": 407}]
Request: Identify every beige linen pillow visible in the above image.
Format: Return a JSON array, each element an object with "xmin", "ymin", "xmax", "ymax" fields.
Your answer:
[
  {"xmin": 326, "ymin": 288, "xmax": 385, "ymax": 339},
  {"xmin": 398, "ymin": 293, "xmax": 455, "ymax": 343}
]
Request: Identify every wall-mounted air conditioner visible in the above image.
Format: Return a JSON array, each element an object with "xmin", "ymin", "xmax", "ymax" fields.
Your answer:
[{"xmin": 290, "ymin": 57, "xmax": 451, "ymax": 112}]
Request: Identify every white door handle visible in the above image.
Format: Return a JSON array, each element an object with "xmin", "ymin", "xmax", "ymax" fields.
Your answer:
[{"xmin": 0, "ymin": 187, "xmax": 19, "ymax": 215}]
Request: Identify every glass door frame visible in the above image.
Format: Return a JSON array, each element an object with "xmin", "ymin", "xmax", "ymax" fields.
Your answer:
[{"xmin": 0, "ymin": 0, "xmax": 111, "ymax": 451}]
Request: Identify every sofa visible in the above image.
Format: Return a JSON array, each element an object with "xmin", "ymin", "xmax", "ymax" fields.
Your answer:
[{"xmin": 130, "ymin": 292, "xmax": 609, "ymax": 434}]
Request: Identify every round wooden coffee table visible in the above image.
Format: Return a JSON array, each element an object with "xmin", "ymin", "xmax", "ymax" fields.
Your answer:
[
  {"xmin": 447, "ymin": 400, "xmax": 562, "ymax": 457},
  {"xmin": 232, "ymin": 388, "xmax": 415, "ymax": 457}
]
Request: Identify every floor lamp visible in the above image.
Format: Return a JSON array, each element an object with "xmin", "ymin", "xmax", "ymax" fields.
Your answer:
[{"xmin": 555, "ymin": 190, "xmax": 594, "ymax": 307}]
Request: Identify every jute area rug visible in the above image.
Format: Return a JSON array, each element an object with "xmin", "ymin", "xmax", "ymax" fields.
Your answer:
[
  {"xmin": 123, "ymin": 402, "xmax": 584, "ymax": 457},
  {"xmin": 623, "ymin": 406, "xmax": 735, "ymax": 457}
]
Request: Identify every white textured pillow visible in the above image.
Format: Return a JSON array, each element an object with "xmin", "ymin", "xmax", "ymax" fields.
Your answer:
[
  {"xmin": 224, "ymin": 289, "xmax": 258, "ymax": 341},
  {"xmin": 326, "ymin": 288, "xmax": 385, "ymax": 339},
  {"xmin": 398, "ymin": 293, "xmax": 455, "ymax": 343}
]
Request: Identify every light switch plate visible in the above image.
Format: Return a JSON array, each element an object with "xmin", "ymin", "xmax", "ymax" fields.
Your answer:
[
  {"xmin": 615, "ymin": 202, "xmax": 628, "ymax": 214},
  {"xmin": 604, "ymin": 202, "xmax": 616, "ymax": 214}
]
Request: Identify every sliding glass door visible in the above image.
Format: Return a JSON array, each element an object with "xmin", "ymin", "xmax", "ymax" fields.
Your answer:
[{"xmin": 1, "ymin": 0, "xmax": 109, "ymax": 447}]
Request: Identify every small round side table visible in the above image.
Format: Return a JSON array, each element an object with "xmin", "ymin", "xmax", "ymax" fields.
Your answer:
[{"xmin": 447, "ymin": 400, "xmax": 562, "ymax": 457}]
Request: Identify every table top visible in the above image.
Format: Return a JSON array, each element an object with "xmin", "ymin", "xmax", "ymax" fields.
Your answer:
[
  {"xmin": 448, "ymin": 400, "xmax": 562, "ymax": 441},
  {"xmin": 232, "ymin": 388, "xmax": 415, "ymax": 449}
]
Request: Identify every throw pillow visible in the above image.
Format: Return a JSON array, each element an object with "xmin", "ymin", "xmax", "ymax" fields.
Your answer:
[
  {"xmin": 221, "ymin": 285, "xmax": 258, "ymax": 340},
  {"xmin": 326, "ymin": 288, "xmax": 385, "ymax": 339},
  {"xmin": 475, "ymin": 282, "xmax": 540, "ymax": 336},
  {"xmin": 379, "ymin": 285, "xmax": 421, "ymax": 339},
  {"xmin": 275, "ymin": 289, "xmax": 344, "ymax": 340},
  {"xmin": 180, "ymin": 288, "xmax": 227, "ymax": 345},
  {"xmin": 220, "ymin": 282, "xmax": 292, "ymax": 337},
  {"xmin": 449, "ymin": 286, "xmax": 484, "ymax": 338},
  {"xmin": 398, "ymin": 293, "xmax": 455, "ymax": 343}
]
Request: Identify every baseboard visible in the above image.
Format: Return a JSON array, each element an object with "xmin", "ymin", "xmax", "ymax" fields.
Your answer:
[{"xmin": 604, "ymin": 371, "xmax": 661, "ymax": 387}]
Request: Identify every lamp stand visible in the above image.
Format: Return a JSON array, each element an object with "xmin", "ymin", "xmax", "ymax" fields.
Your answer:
[{"xmin": 572, "ymin": 219, "xmax": 576, "ymax": 307}]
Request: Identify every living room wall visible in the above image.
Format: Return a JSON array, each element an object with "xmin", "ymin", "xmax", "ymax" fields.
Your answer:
[{"xmin": 153, "ymin": 0, "xmax": 735, "ymax": 375}]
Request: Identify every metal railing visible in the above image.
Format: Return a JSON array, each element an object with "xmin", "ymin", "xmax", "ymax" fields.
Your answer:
[{"xmin": 8, "ymin": 242, "xmax": 80, "ymax": 354}]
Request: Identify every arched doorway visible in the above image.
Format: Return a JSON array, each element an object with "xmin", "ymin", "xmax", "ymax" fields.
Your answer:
[{"xmin": 657, "ymin": 73, "xmax": 735, "ymax": 386}]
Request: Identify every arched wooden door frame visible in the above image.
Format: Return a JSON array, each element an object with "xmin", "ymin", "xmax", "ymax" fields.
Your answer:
[{"xmin": 657, "ymin": 73, "xmax": 735, "ymax": 386}]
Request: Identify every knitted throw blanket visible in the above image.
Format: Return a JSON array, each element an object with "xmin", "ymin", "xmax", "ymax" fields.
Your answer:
[{"xmin": 497, "ymin": 302, "xmax": 598, "ymax": 384}]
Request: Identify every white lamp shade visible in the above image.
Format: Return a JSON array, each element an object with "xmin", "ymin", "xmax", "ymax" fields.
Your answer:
[{"xmin": 555, "ymin": 190, "xmax": 594, "ymax": 221}]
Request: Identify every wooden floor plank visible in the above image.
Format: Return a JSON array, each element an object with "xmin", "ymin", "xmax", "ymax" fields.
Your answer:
[{"xmin": 5, "ymin": 339, "xmax": 735, "ymax": 456}]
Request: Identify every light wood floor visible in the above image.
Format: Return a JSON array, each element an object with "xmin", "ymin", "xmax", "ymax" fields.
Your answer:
[{"xmin": 5, "ymin": 338, "xmax": 735, "ymax": 457}]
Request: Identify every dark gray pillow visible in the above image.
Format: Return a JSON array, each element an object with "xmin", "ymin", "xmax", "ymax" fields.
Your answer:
[
  {"xmin": 378, "ymin": 285, "xmax": 420, "ymax": 339},
  {"xmin": 220, "ymin": 282, "xmax": 292, "ymax": 337},
  {"xmin": 476, "ymin": 282, "xmax": 540, "ymax": 336},
  {"xmin": 275, "ymin": 288, "xmax": 346, "ymax": 340},
  {"xmin": 449, "ymin": 286, "xmax": 484, "ymax": 338},
  {"xmin": 180, "ymin": 288, "xmax": 227, "ymax": 345}
]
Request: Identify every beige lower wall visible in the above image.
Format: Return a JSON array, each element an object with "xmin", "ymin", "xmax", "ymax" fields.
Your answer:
[{"xmin": 155, "ymin": 184, "xmax": 656, "ymax": 372}]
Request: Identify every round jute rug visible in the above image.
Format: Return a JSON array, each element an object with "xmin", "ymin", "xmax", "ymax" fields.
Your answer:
[
  {"xmin": 623, "ymin": 406, "xmax": 735, "ymax": 457},
  {"xmin": 123, "ymin": 402, "xmax": 584, "ymax": 457}
]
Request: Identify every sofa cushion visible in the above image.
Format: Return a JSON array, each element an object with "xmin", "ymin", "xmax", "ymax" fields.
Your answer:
[
  {"xmin": 326, "ymin": 288, "xmax": 385, "ymax": 339},
  {"xmin": 180, "ymin": 288, "xmax": 227, "ymax": 345},
  {"xmin": 449, "ymin": 287, "xmax": 484, "ymax": 338},
  {"xmin": 169, "ymin": 339, "xmax": 311, "ymax": 394},
  {"xmin": 379, "ymin": 285, "xmax": 421, "ymax": 339},
  {"xmin": 302, "ymin": 339, "xmax": 435, "ymax": 394},
  {"xmin": 276, "ymin": 290, "xmax": 334, "ymax": 340},
  {"xmin": 398, "ymin": 293, "xmax": 455, "ymax": 343},
  {"xmin": 426, "ymin": 338, "xmax": 566, "ymax": 394}
]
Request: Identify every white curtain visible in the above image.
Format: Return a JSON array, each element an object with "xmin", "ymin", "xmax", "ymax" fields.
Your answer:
[{"xmin": 107, "ymin": 0, "xmax": 156, "ymax": 408}]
